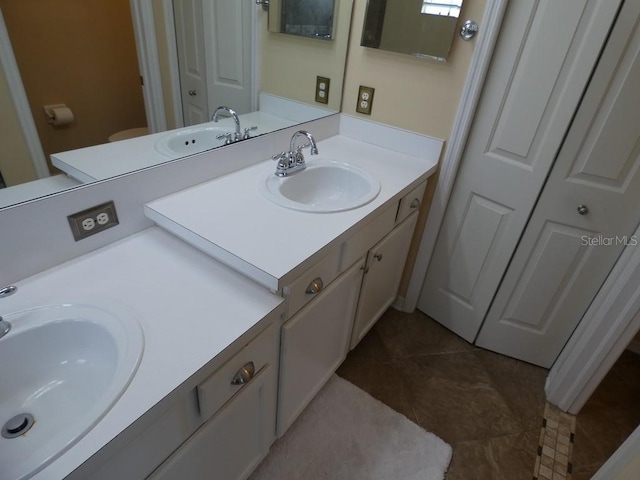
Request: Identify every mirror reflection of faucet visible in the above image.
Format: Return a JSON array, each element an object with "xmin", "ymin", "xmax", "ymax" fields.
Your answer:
[
  {"xmin": 211, "ymin": 106, "xmax": 257, "ymax": 145},
  {"xmin": 271, "ymin": 130, "xmax": 319, "ymax": 177},
  {"xmin": 0, "ymin": 285, "xmax": 17, "ymax": 339}
]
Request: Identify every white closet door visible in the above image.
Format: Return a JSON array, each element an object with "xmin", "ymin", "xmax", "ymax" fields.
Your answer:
[
  {"xmin": 173, "ymin": 0, "xmax": 210, "ymax": 125},
  {"xmin": 476, "ymin": 0, "xmax": 640, "ymax": 368},
  {"xmin": 418, "ymin": 0, "xmax": 620, "ymax": 341},
  {"xmin": 204, "ymin": 0, "xmax": 253, "ymax": 115}
]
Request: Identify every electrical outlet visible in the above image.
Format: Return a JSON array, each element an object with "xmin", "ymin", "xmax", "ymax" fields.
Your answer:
[
  {"xmin": 68, "ymin": 201, "xmax": 119, "ymax": 241},
  {"xmin": 315, "ymin": 76, "xmax": 330, "ymax": 104},
  {"xmin": 356, "ymin": 86, "xmax": 375, "ymax": 115}
]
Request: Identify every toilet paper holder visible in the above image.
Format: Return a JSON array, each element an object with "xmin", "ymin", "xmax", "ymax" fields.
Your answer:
[{"xmin": 43, "ymin": 104, "xmax": 74, "ymax": 126}]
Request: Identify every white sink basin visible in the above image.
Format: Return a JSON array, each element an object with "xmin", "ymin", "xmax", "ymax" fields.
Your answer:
[
  {"xmin": 259, "ymin": 159, "xmax": 381, "ymax": 213},
  {"xmin": 155, "ymin": 125, "xmax": 235, "ymax": 158},
  {"xmin": 0, "ymin": 304, "xmax": 144, "ymax": 480}
]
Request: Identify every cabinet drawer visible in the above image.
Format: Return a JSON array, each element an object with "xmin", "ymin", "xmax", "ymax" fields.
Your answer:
[
  {"xmin": 396, "ymin": 181, "xmax": 427, "ymax": 224},
  {"xmin": 284, "ymin": 248, "xmax": 340, "ymax": 318},
  {"xmin": 197, "ymin": 323, "xmax": 277, "ymax": 420},
  {"xmin": 340, "ymin": 202, "xmax": 397, "ymax": 270}
]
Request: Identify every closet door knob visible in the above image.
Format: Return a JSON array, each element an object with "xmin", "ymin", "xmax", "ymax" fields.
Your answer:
[{"xmin": 577, "ymin": 204, "xmax": 589, "ymax": 215}]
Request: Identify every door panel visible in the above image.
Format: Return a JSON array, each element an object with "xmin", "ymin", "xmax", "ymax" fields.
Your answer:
[
  {"xmin": 418, "ymin": 0, "xmax": 621, "ymax": 342},
  {"xmin": 173, "ymin": 0, "xmax": 209, "ymax": 125},
  {"xmin": 204, "ymin": 0, "xmax": 253, "ymax": 114},
  {"xmin": 477, "ymin": 1, "xmax": 640, "ymax": 367}
]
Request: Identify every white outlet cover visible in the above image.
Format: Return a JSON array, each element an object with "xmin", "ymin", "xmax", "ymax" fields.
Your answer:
[{"xmin": 82, "ymin": 218, "xmax": 95, "ymax": 230}]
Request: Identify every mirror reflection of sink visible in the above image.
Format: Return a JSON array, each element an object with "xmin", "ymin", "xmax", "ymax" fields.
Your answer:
[
  {"xmin": 0, "ymin": 304, "xmax": 144, "ymax": 480},
  {"xmin": 155, "ymin": 125, "xmax": 236, "ymax": 158},
  {"xmin": 260, "ymin": 159, "xmax": 381, "ymax": 213}
]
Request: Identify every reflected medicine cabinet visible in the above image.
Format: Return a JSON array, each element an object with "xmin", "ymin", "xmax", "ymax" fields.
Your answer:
[
  {"xmin": 268, "ymin": 0, "xmax": 337, "ymax": 40},
  {"xmin": 361, "ymin": 0, "xmax": 463, "ymax": 60}
]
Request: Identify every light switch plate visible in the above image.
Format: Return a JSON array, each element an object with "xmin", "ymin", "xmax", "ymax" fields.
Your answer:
[
  {"xmin": 315, "ymin": 76, "xmax": 330, "ymax": 104},
  {"xmin": 356, "ymin": 86, "xmax": 375, "ymax": 115}
]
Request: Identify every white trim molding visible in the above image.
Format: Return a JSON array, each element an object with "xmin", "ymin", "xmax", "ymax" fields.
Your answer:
[
  {"xmin": 404, "ymin": 0, "xmax": 509, "ymax": 312},
  {"xmin": 546, "ymin": 223, "xmax": 640, "ymax": 414},
  {"xmin": 0, "ymin": 8, "xmax": 49, "ymax": 180},
  {"xmin": 161, "ymin": 0, "xmax": 185, "ymax": 129},
  {"xmin": 129, "ymin": 0, "xmax": 168, "ymax": 133}
]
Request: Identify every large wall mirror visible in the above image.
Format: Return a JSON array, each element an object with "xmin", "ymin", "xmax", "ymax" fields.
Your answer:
[
  {"xmin": 268, "ymin": 0, "xmax": 337, "ymax": 40},
  {"xmin": 0, "ymin": 0, "xmax": 353, "ymax": 209},
  {"xmin": 361, "ymin": 0, "xmax": 462, "ymax": 60}
]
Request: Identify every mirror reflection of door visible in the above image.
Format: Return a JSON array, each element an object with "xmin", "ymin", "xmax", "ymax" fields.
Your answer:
[
  {"xmin": 173, "ymin": 0, "xmax": 209, "ymax": 125},
  {"xmin": 173, "ymin": 0, "xmax": 254, "ymax": 127}
]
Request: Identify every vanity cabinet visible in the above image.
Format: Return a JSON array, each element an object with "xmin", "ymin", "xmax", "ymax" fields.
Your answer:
[
  {"xmin": 350, "ymin": 212, "xmax": 419, "ymax": 349},
  {"xmin": 276, "ymin": 180, "xmax": 426, "ymax": 436},
  {"xmin": 277, "ymin": 258, "xmax": 365, "ymax": 436},
  {"xmin": 148, "ymin": 323, "xmax": 279, "ymax": 480}
]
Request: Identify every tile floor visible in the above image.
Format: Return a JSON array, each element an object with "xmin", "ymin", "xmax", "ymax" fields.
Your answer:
[{"xmin": 336, "ymin": 308, "xmax": 640, "ymax": 479}]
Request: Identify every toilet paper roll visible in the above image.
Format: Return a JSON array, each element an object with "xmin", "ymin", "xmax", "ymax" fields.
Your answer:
[{"xmin": 43, "ymin": 104, "xmax": 74, "ymax": 126}]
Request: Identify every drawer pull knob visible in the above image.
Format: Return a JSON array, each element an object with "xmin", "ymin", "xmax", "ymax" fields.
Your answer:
[
  {"xmin": 409, "ymin": 198, "xmax": 421, "ymax": 209},
  {"xmin": 231, "ymin": 361, "xmax": 255, "ymax": 385},
  {"xmin": 306, "ymin": 277, "xmax": 324, "ymax": 294},
  {"xmin": 374, "ymin": 253, "xmax": 383, "ymax": 261}
]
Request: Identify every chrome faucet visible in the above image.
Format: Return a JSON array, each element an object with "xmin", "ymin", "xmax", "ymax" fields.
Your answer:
[
  {"xmin": 211, "ymin": 106, "xmax": 258, "ymax": 145},
  {"xmin": 212, "ymin": 106, "xmax": 242, "ymax": 144},
  {"xmin": 272, "ymin": 130, "xmax": 319, "ymax": 177},
  {"xmin": 0, "ymin": 285, "xmax": 17, "ymax": 339}
]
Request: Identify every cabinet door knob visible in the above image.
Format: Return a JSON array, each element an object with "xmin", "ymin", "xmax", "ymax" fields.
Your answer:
[
  {"xmin": 188, "ymin": 89, "xmax": 197, "ymax": 96},
  {"xmin": 306, "ymin": 277, "xmax": 324, "ymax": 294},
  {"xmin": 409, "ymin": 198, "xmax": 421, "ymax": 209},
  {"xmin": 231, "ymin": 361, "xmax": 255, "ymax": 385},
  {"xmin": 577, "ymin": 204, "xmax": 589, "ymax": 215},
  {"xmin": 374, "ymin": 253, "xmax": 383, "ymax": 261}
]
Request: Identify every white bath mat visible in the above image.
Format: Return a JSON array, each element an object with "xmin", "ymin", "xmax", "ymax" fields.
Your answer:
[{"xmin": 250, "ymin": 375, "xmax": 452, "ymax": 480}]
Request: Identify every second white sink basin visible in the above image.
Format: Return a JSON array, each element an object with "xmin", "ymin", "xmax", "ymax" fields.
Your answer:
[
  {"xmin": 0, "ymin": 303, "xmax": 144, "ymax": 480},
  {"xmin": 155, "ymin": 124, "xmax": 235, "ymax": 158},
  {"xmin": 260, "ymin": 159, "xmax": 381, "ymax": 213}
]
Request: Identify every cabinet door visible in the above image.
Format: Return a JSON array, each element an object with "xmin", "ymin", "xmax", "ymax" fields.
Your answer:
[
  {"xmin": 148, "ymin": 365, "xmax": 276, "ymax": 480},
  {"xmin": 351, "ymin": 212, "xmax": 418, "ymax": 349},
  {"xmin": 277, "ymin": 258, "xmax": 365, "ymax": 436}
]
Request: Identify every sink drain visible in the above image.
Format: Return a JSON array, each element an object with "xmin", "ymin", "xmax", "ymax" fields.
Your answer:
[{"xmin": 2, "ymin": 413, "xmax": 35, "ymax": 438}]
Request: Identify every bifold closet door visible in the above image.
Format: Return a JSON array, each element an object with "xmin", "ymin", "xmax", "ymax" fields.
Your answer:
[
  {"xmin": 418, "ymin": 0, "xmax": 620, "ymax": 342},
  {"xmin": 476, "ymin": 0, "xmax": 640, "ymax": 367}
]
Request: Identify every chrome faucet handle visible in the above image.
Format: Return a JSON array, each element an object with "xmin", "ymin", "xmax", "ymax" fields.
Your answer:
[
  {"xmin": 0, "ymin": 286, "xmax": 17, "ymax": 298},
  {"xmin": 271, "ymin": 152, "xmax": 288, "ymax": 161},
  {"xmin": 243, "ymin": 126, "xmax": 258, "ymax": 139},
  {"xmin": 292, "ymin": 147, "xmax": 305, "ymax": 165},
  {"xmin": 216, "ymin": 132, "xmax": 234, "ymax": 145},
  {"xmin": 272, "ymin": 152, "xmax": 289, "ymax": 176}
]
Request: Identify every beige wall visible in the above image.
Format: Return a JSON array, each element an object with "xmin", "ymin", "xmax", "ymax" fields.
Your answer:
[
  {"xmin": 0, "ymin": 0, "xmax": 146, "ymax": 171},
  {"xmin": 343, "ymin": 0, "xmax": 485, "ymax": 141},
  {"xmin": 0, "ymin": 63, "xmax": 37, "ymax": 187},
  {"xmin": 341, "ymin": 0, "xmax": 485, "ymax": 297},
  {"xmin": 260, "ymin": 0, "xmax": 353, "ymax": 112}
]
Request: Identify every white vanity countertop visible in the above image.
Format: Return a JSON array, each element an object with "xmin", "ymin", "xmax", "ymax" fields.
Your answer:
[
  {"xmin": 144, "ymin": 134, "xmax": 440, "ymax": 291},
  {"xmin": 2, "ymin": 227, "xmax": 283, "ymax": 480},
  {"xmin": 50, "ymin": 111, "xmax": 298, "ymax": 183}
]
